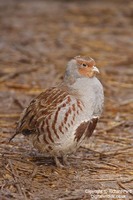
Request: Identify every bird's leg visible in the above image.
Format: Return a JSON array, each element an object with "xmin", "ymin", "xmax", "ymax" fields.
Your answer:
[
  {"xmin": 54, "ymin": 156, "xmax": 64, "ymax": 168},
  {"xmin": 62, "ymin": 155, "xmax": 69, "ymax": 166}
]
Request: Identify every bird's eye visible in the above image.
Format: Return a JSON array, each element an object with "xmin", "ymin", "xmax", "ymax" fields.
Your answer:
[{"xmin": 82, "ymin": 63, "xmax": 87, "ymax": 67}]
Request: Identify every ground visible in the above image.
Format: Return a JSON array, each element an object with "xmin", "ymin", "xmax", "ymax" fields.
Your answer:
[{"xmin": 0, "ymin": 0, "xmax": 133, "ymax": 199}]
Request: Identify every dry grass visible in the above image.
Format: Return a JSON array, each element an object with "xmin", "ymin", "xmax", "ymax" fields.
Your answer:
[{"xmin": 0, "ymin": 0, "xmax": 133, "ymax": 199}]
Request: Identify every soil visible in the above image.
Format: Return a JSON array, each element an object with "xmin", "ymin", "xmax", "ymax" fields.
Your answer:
[{"xmin": 0, "ymin": 0, "xmax": 133, "ymax": 199}]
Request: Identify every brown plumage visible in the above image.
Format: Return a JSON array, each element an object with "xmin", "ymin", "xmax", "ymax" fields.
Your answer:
[{"xmin": 11, "ymin": 56, "xmax": 104, "ymax": 167}]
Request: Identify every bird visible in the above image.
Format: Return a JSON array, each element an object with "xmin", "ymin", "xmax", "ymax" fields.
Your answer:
[{"xmin": 10, "ymin": 56, "xmax": 104, "ymax": 168}]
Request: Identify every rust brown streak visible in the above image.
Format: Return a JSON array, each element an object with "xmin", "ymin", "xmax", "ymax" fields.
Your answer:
[
  {"xmin": 52, "ymin": 107, "xmax": 61, "ymax": 139},
  {"xmin": 61, "ymin": 121, "xmax": 64, "ymax": 127},
  {"xmin": 46, "ymin": 91, "xmax": 67, "ymax": 111},
  {"xmin": 58, "ymin": 97, "xmax": 71, "ymax": 133},
  {"xmin": 50, "ymin": 91, "xmax": 66, "ymax": 106},
  {"xmin": 68, "ymin": 107, "xmax": 71, "ymax": 114},
  {"xmin": 39, "ymin": 88, "xmax": 57, "ymax": 105},
  {"xmin": 48, "ymin": 146, "xmax": 53, "ymax": 150},
  {"xmin": 37, "ymin": 116, "xmax": 46, "ymax": 125},
  {"xmin": 62, "ymin": 103, "xmax": 66, "ymax": 107},
  {"xmin": 59, "ymin": 125, "xmax": 64, "ymax": 134},
  {"xmin": 48, "ymin": 114, "xmax": 52, "ymax": 120},
  {"xmin": 64, "ymin": 107, "xmax": 71, "ymax": 124},
  {"xmin": 43, "ymin": 134, "xmax": 49, "ymax": 144},
  {"xmin": 62, "ymin": 101, "xmax": 71, "ymax": 125},
  {"xmin": 65, "ymin": 127, "xmax": 68, "ymax": 131},
  {"xmin": 77, "ymin": 99, "xmax": 83, "ymax": 111},
  {"xmin": 86, "ymin": 117, "xmax": 98, "ymax": 138},
  {"xmin": 46, "ymin": 119, "xmax": 54, "ymax": 143},
  {"xmin": 66, "ymin": 96, "xmax": 71, "ymax": 104},
  {"xmin": 72, "ymin": 104, "xmax": 76, "ymax": 111},
  {"xmin": 40, "ymin": 120, "xmax": 45, "ymax": 133},
  {"xmin": 55, "ymin": 92, "xmax": 67, "ymax": 104},
  {"xmin": 64, "ymin": 112, "xmax": 68, "ymax": 124},
  {"xmin": 74, "ymin": 121, "xmax": 89, "ymax": 142},
  {"xmin": 41, "ymin": 88, "xmax": 61, "ymax": 107},
  {"xmin": 71, "ymin": 120, "xmax": 73, "ymax": 125},
  {"xmin": 73, "ymin": 113, "xmax": 76, "ymax": 121}
]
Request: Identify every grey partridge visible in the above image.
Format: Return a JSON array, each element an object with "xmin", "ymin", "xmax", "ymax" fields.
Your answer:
[{"xmin": 11, "ymin": 56, "xmax": 104, "ymax": 167}]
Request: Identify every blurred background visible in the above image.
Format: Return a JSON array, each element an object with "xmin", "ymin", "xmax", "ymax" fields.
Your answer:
[{"xmin": 0, "ymin": 0, "xmax": 133, "ymax": 199}]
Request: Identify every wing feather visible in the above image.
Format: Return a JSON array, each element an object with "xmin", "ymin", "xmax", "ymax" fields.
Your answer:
[{"xmin": 17, "ymin": 87, "xmax": 72, "ymax": 136}]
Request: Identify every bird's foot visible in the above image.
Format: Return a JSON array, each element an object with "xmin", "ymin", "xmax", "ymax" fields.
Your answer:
[
  {"xmin": 62, "ymin": 155, "xmax": 70, "ymax": 166},
  {"xmin": 54, "ymin": 156, "xmax": 65, "ymax": 168}
]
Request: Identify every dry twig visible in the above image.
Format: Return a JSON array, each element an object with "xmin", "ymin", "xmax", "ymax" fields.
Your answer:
[
  {"xmin": 7, "ymin": 159, "xmax": 27, "ymax": 200},
  {"xmin": 0, "ymin": 67, "xmax": 38, "ymax": 83},
  {"xmin": 117, "ymin": 181, "xmax": 133, "ymax": 197}
]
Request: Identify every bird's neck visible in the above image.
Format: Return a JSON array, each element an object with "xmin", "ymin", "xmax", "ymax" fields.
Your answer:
[
  {"xmin": 71, "ymin": 77, "xmax": 104, "ymax": 117},
  {"xmin": 70, "ymin": 77, "xmax": 101, "ymax": 94},
  {"xmin": 62, "ymin": 76, "xmax": 103, "ymax": 101},
  {"xmin": 69, "ymin": 77, "xmax": 103, "ymax": 108}
]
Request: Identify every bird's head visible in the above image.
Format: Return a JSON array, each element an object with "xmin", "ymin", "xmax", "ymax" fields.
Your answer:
[{"xmin": 64, "ymin": 56, "xmax": 99, "ymax": 83}]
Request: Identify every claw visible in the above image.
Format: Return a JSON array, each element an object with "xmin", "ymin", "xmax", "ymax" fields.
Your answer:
[{"xmin": 54, "ymin": 156, "xmax": 65, "ymax": 168}]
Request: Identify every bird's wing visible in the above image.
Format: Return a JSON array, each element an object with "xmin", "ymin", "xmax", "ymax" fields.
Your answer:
[
  {"xmin": 16, "ymin": 87, "xmax": 72, "ymax": 135},
  {"xmin": 74, "ymin": 117, "xmax": 98, "ymax": 142}
]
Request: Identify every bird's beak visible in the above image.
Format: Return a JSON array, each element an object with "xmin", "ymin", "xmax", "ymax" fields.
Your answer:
[{"xmin": 92, "ymin": 66, "xmax": 100, "ymax": 73}]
